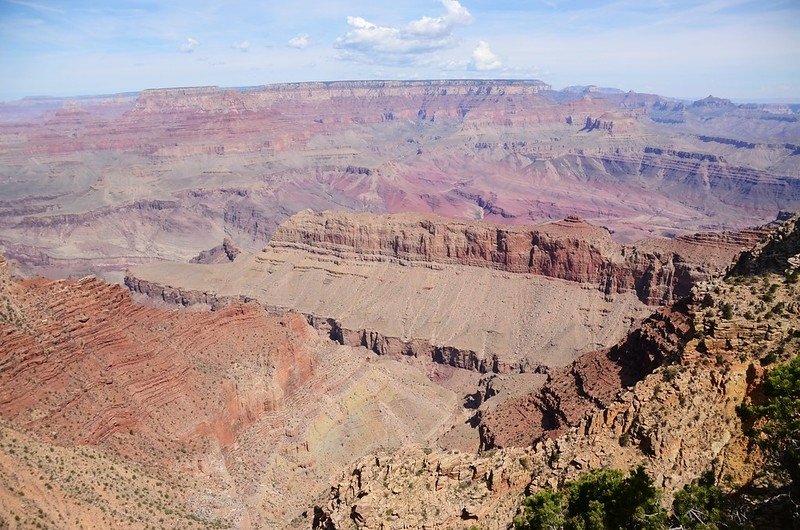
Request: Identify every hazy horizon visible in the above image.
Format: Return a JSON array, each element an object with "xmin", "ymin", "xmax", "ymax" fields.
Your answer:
[
  {"xmin": 5, "ymin": 78, "xmax": 800, "ymax": 106},
  {"xmin": 1, "ymin": 0, "xmax": 799, "ymax": 102}
]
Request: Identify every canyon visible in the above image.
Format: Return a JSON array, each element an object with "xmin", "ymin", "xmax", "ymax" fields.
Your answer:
[
  {"xmin": 2, "ymin": 210, "xmax": 797, "ymax": 529},
  {"xmin": 0, "ymin": 253, "xmax": 476, "ymax": 528},
  {"xmin": 124, "ymin": 209, "xmax": 771, "ymax": 373},
  {"xmin": 0, "ymin": 79, "xmax": 799, "ymax": 529},
  {"xmin": 314, "ymin": 213, "xmax": 800, "ymax": 529},
  {"xmin": 0, "ymin": 80, "xmax": 798, "ymax": 280}
]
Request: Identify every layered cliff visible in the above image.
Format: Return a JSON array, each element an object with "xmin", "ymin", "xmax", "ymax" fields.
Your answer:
[
  {"xmin": 314, "ymin": 215, "xmax": 800, "ymax": 530},
  {"xmin": 2, "ymin": 80, "xmax": 798, "ymax": 279},
  {"xmin": 476, "ymin": 300, "xmax": 693, "ymax": 450},
  {"xmin": 0, "ymin": 268, "xmax": 317, "ymax": 450},
  {"xmin": 270, "ymin": 210, "xmax": 772, "ymax": 305},
  {"xmin": 125, "ymin": 211, "xmax": 780, "ymax": 379},
  {"xmin": 125, "ymin": 240, "xmax": 650, "ymax": 372},
  {"xmin": 0, "ymin": 256, "xmax": 476, "ymax": 527}
]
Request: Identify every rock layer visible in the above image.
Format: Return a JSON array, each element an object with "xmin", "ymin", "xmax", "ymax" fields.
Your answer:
[
  {"xmin": 125, "ymin": 211, "xmax": 778, "ymax": 377},
  {"xmin": 2, "ymin": 80, "xmax": 798, "ymax": 279},
  {"xmin": 0, "ymin": 258, "xmax": 472, "ymax": 527},
  {"xmin": 476, "ymin": 300, "xmax": 693, "ymax": 449},
  {"xmin": 126, "ymin": 211, "xmax": 668, "ymax": 372},
  {"xmin": 269, "ymin": 209, "xmax": 771, "ymax": 304},
  {"xmin": 314, "ymin": 215, "xmax": 800, "ymax": 530},
  {"xmin": 0, "ymin": 269, "xmax": 317, "ymax": 450}
]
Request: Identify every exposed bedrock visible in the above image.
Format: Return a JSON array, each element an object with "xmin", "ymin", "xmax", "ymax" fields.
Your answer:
[
  {"xmin": 125, "ymin": 275, "xmax": 526, "ymax": 374},
  {"xmin": 269, "ymin": 209, "xmax": 772, "ymax": 305},
  {"xmin": 1, "ymin": 268, "xmax": 317, "ymax": 450},
  {"xmin": 566, "ymin": 151, "xmax": 800, "ymax": 212},
  {"xmin": 475, "ymin": 214, "xmax": 800, "ymax": 451},
  {"xmin": 190, "ymin": 237, "xmax": 241, "ymax": 264},
  {"xmin": 475, "ymin": 300, "xmax": 692, "ymax": 450},
  {"xmin": 125, "ymin": 210, "xmax": 779, "ymax": 382},
  {"xmin": 2, "ymin": 79, "xmax": 798, "ymax": 282}
]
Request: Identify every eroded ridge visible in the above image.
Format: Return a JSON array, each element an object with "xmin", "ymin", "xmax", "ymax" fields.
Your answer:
[
  {"xmin": 313, "ymin": 214, "xmax": 800, "ymax": 530},
  {"xmin": 0, "ymin": 255, "xmax": 471, "ymax": 527},
  {"xmin": 270, "ymin": 209, "xmax": 773, "ymax": 304},
  {"xmin": 126, "ymin": 210, "xmax": 775, "ymax": 373}
]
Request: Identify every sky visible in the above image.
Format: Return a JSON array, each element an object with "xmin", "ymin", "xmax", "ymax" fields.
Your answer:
[{"xmin": 0, "ymin": 0, "xmax": 799, "ymax": 101}]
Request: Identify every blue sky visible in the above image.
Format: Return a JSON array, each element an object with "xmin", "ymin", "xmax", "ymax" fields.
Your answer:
[{"xmin": 0, "ymin": 0, "xmax": 798, "ymax": 101}]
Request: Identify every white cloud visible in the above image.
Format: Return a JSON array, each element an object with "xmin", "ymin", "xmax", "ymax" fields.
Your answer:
[
  {"xmin": 232, "ymin": 40, "xmax": 250, "ymax": 52},
  {"xmin": 406, "ymin": 0, "xmax": 473, "ymax": 37},
  {"xmin": 288, "ymin": 33, "xmax": 310, "ymax": 49},
  {"xmin": 178, "ymin": 37, "xmax": 199, "ymax": 53},
  {"xmin": 335, "ymin": 0, "xmax": 473, "ymax": 64},
  {"xmin": 469, "ymin": 40, "xmax": 502, "ymax": 71}
]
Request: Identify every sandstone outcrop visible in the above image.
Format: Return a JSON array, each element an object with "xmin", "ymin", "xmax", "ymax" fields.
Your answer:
[
  {"xmin": 189, "ymin": 237, "xmax": 241, "ymax": 264},
  {"xmin": 314, "ymin": 215, "xmax": 800, "ymax": 529},
  {"xmin": 268, "ymin": 209, "xmax": 771, "ymax": 305},
  {"xmin": 474, "ymin": 217, "xmax": 798, "ymax": 450}
]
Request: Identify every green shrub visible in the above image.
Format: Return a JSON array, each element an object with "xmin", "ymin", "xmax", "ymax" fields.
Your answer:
[
  {"xmin": 701, "ymin": 293, "xmax": 714, "ymax": 308},
  {"xmin": 514, "ymin": 489, "xmax": 565, "ymax": 530},
  {"xmin": 770, "ymin": 302, "xmax": 786, "ymax": 315},
  {"xmin": 721, "ymin": 303, "xmax": 734, "ymax": 320},
  {"xmin": 740, "ymin": 356, "xmax": 800, "ymax": 494},
  {"xmin": 671, "ymin": 472, "xmax": 725, "ymax": 529},
  {"xmin": 513, "ymin": 466, "xmax": 667, "ymax": 530},
  {"xmin": 760, "ymin": 352, "xmax": 778, "ymax": 366}
]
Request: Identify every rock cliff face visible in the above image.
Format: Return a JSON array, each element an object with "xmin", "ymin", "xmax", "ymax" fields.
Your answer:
[
  {"xmin": 476, "ymin": 300, "xmax": 693, "ymax": 450},
  {"xmin": 270, "ymin": 210, "xmax": 772, "ymax": 305},
  {"xmin": 315, "ymin": 356, "xmax": 770, "ymax": 530},
  {"xmin": 189, "ymin": 237, "xmax": 241, "ymax": 264},
  {"xmin": 124, "ymin": 211, "xmax": 780, "ymax": 381},
  {"xmin": 0, "ymin": 256, "xmax": 475, "ymax": 528},
  {"xmin": 314, "ymin": 215, "xmax": 800, "ymax": 530},
  {"xmin": 125, "ymin": 231, "xmax": 651, "ymax": 373},
  {"xmin": 729, "ymin": 213, "xmax": 800, "ymax": 276},
  {"xmin": 471, "ymin": 217, "xmax": 796, "ymax": 451},
  {"xmin": 0, "ymin": 270, "xmax": 316, "ymax": 450},
  {"xmin": 2, "ymin": 80, "xmax": 798, "ymax": 280}
]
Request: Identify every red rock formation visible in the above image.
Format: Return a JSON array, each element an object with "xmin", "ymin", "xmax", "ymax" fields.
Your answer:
[
  {"xmin": 0, "ymin": 262, "xmax": 315, "ymax": 457},
  {"xmin": 475, "ymin": 300, "xmax": 694, "ymax": 449},
  {"xmin": 270, "ymin": 210, "xmax": 772, "ymax": 304}
]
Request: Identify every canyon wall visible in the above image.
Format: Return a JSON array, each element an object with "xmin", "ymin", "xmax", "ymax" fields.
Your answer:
[
  {"xmin": 124, "ymin": 211, "xmax": 780, "ymax": 384},
  {"xmin": 313, "ymin": 215, "xmax": 800, "ymax": 530},
  {"xmin": 270, "ymin": 209, "xmax": 773, "ymax": 304},
  {"xmin": 0, "ymin": 255, "xmax": 471, "ymax": 527},
  {"xmin": 2, "ymin": 80, "xmax": 798, "ymax": 279}
]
